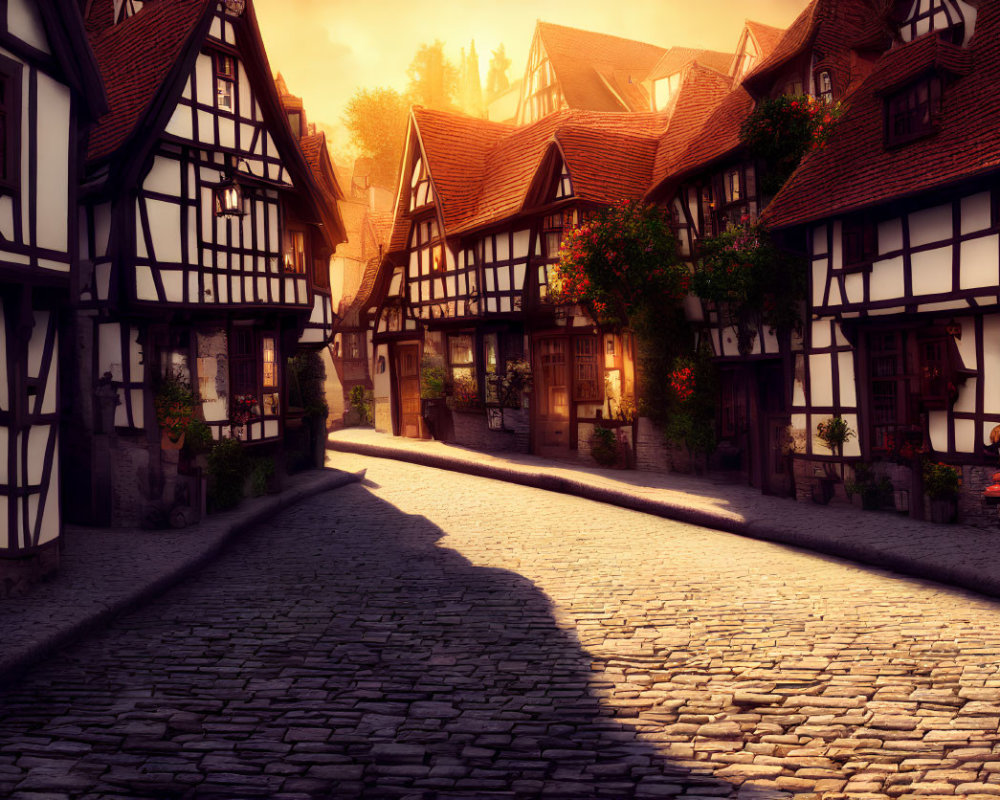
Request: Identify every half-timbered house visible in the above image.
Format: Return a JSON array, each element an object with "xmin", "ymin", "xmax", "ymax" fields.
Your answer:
[
  {"xmin": 365, "ymin": 84, "xmax": 751, "ymax": 461},
  {"xmin": 69, "ymin": 0, "xmax": 343, "ymax": 526},
  {"xmin": 645, "ymin": 1, "xmax": 877, "ymax": 495},
  {"xmin": 0, "ymin": 0, "xmax": 105, "ymax": 592},
  {"xmin": 764, "ymin": 0, "xmax": 996, "ymax": 522},
  {"xmin": 516, "ymin": 22, "xmax": 667, "ymax": 125}
]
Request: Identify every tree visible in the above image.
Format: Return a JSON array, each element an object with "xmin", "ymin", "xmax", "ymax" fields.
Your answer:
[
  {"xmin": 487, "ymin": 44, "xmax": 512, "ymax": 101},
  {"xmin": 343, "ymin": 87, "xmax": 409, "ymax": 189},
  {"xmin": 406, "ymin": 40, "xmax": 459, "ymax": 111}
]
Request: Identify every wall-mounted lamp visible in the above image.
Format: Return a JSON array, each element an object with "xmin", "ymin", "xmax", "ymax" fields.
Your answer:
[
  {"xmin": 223, "ymin": 0, "xmax": 246, "ymax": 15},
  {"xmin": 945, "ymin": 318, "xmax": 962, "ymax": 339},
  {"xmin": 215, "ymin": 156, "xmax": 250, "ymax": 218}
]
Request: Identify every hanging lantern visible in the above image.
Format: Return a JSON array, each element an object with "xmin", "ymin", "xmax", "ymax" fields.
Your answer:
[
  {"xmin": 223, "ymin": 0, "xmax": 246, "ymax": 15},
  {"xmin": 945, "ymin": 318, "xmax": 962, "ymax": 338},
  {"xmin": 215, "ymin": 176, "xmax": 245, "ymax": 217}
]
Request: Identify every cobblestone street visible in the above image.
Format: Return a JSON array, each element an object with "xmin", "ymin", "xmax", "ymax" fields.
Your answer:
[{"xmin": 3, "ymin": 454, "xmax": 1000, "ymax": 799}]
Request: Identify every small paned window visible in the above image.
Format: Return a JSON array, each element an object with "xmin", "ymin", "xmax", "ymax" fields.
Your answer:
[
  {"xmin": 842, "ymin": 218, "xmax": 876, "ymax": 269},
  {"xmin": 573, "ymin": 336, "xmax": 600, "ymax": 402},
  {"xmin": 725, "ymin": 169, "xmax": 742, "ymax": 203},
  {"xmin": 215, "ymin": 53, "xmax": 236, "ymax": 111},
  {"xmin": 817, "ymin": 71, "xmax": 833, "ymax": 104},
  {"xmin": 285, "ymin": 230, "xmax": 306, "ymax": 273},
  {"xmin": 885, "ymin": 75, "xmax": 942, "ymax": 147},
  {"xmin": 448, "ymin": 334, "xmax": 477, "ymax": 402},
  {"xmin": 554, "ymin": 164, "xmax": 573, "ymax": 200}
]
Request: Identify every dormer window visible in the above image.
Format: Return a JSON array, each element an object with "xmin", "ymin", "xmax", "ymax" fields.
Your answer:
[
  {"xmin": 215, "ymin": 53, "xmax": 236, "ymax": 111},
  {"xmin": 817, "ymin": 71, "xmax": 833, "ymax": 104},
  {"xmin": 885, "ymin": 74, "xmax": 942, "ymax": 147}
]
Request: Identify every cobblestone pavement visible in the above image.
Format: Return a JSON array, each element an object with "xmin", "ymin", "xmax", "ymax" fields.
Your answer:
[{"xmin": 3, "ymin": 456, "xmax": 1000, "ymax": 799}]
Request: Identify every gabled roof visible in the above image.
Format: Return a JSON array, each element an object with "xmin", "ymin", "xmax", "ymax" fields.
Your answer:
[
  {"xmin": 648, "ymin": 63, "xmax": 736, "ymax": 194},
  {"xmin": 398, "ymin": 106, "xmax": 668, "ymax": 248},
  {"xmin": 533, "ymin": 22, "xmax": 667, "ymax": 113},
  {"xmin": 84, "ymin": 0, "xmax": 345, "ymax": 250},
  {"xmin": 743, "ymin": 20, "xmax": 790, "ymax": 68},
  {"xmin": 647, "ymin": 47, "xmax": 735, "ymax": 82},
  {"xmin": 742, "ymin": 0, "xmax": 871, "ymax": 97},
  {"xmin": 86, "ymin": 0, "xmax": 211, "ymax": 162},
  {"xmin": 764, "ymin": 5, "xmax": 1000, "ymax": 229}
]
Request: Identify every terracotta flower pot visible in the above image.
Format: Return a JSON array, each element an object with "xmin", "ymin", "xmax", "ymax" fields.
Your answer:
[{"xmin": 161, "ymin": 430, "xmax": 185, "ymax": 451}]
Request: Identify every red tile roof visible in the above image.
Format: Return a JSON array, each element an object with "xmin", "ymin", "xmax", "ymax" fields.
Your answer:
[
  {"xmin": 745, "ymin": 20, "xmax": 787, "ymax": 63},
  {"xmin": 647, "ymin": 47, "xmax": 735, "ymax": 81},
  {"xmin": 649, "ymin": 63, "xmax": 735, "ymax": 192},
  {"xmin": 764, "ymin": 8, "xmax": 1000, "ymax": 229},
  {"xmin": 742, "ymin": 0, "xmax": 871, "ymax": 97},
  {"xmin": 535, "ymin": 21, "xmax": 666, "ymax": 113},
  {"xmin": 387, "ymin": 107, "xmax": 671, "ymax": 253},
  {"xmin": 87, "ymin": 0, "xmax": 210, "ymax": 161}
]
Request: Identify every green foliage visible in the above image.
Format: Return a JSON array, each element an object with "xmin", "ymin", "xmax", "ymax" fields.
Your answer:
[
  {"xmin": 550, "ymin": 200, "xmax": 686, "ymax": 326},
  {"xmin": 845, "ymin": 462, "xmax": 893, "ymax": 509},
  {"xmin": 343, "ymin": 87, "xmax": 409, "ymax": 189},
  {"xmin": 420, "ymin": 355, "xmax": 447, "ymax": 399},
  {"xmin": 693, "ymin": 221, "xmax": 806, "ymax": 348},
  {"xmin": 589, "ymin": 426, "xmax": 621, "ymax": 468},
  {"xmin": 663, "ymin": 345, "xmax": 717, "ymax": 458},
  {"xmin": 923, "ymin": 461, "xmax": 961, "ymax": 500},
  {"xmin": 154, "ymin": 372, "xmax": 196, "ymax": 442},
  {"xmin": 288, "ymin": 352, "xmax": 328, "ymax": 420},
  {"xmin": 348, "ymin": 384, "xmax": 374, "ymax": 425},
  {"xmin": 181, "ymin": 418, "xmax": 214, "ymax": 456},
  {"xmin": 249, "ymin": 456, "xmax": 276, "ymax": 498},
  {"xmin": 739, "ymin": 94, "xmax": 843, "ymax": 196},
  {"xmin": 816, "ymin": 416, "xmax": 854, "ymax": 451},
  {"xmin": 206, "ymin": 437, "xmax": 249, "ymax": 512}
]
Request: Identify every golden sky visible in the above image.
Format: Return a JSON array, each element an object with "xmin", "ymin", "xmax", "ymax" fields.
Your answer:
[{"xmin": 254, "ymin": 0, "xmax": 808, "ymax": 155}]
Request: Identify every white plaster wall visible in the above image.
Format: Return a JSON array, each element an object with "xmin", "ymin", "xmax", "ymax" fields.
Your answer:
[
  {"xmin": 909, "ymin": 204, "xmax": 952, "ymax": 248},
  {"xmin": 34, "ymin": 72, "xmax": 70, "ymax": 253},
  {"xmin": 8, "ymin": 0, "xmax": 49, "ymax": 53}
]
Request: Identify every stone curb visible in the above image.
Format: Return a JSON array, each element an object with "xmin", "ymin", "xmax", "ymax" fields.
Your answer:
[
  {"xmin": 328, "ymin": 440, "xmax": 1000, "ymax": 601},
  {"xmin": 0, "ymin": 469, "xmax": 364, "ymax": 686}
]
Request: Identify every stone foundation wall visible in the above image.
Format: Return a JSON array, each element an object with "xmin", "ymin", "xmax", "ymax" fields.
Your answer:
[
  {"xmin": 450, "ymin": 408, "xmax": 530, "ymax": 453},
  {"xmin": 959, "ymin": 466, "xmax": 1000, "ymax": 529},
  {"xmin": 0, "ymin": 540, "xmax": 59, "ymax": 598}
]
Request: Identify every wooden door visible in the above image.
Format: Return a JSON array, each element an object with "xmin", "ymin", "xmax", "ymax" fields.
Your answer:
[
  {"xmin": 535, "ymin": 337, "xmax": 570, "ymax": 455},
  {"xmin": 759, "ymin": 361, "xmax": 791, "ymax": 496},
  {"xmin": 395, "ymin": 344, "xmax": 424, "ymax": 439}
]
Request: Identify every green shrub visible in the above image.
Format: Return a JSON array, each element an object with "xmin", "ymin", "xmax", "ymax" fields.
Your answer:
[
  {"xmin": 206, "ymin": 437, "xmax": 249, "ymax": 512},
  {"xmin": 349, "ymin": 385, "xmax": 373, "ymax": 425},
  {"xmin": 249, "ymin": 456, "xmax": 276, "ymax": 498},
  {"xmin": 590, "ymin": 426, "xmax": 620, "ymax": 468},
  {"xmin": 182, "ymin": 418, "xmax": 214, "ymax": 456}
]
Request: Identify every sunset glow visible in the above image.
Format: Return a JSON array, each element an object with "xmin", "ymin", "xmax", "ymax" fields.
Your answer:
[{"xmin": 254, "ymin": 0, "xmax": 808, "ymax": 154}]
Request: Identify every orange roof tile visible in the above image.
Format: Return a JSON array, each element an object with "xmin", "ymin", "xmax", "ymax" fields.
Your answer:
[
  {"xmin": 764, "ymin": 8, "xmax": 1000, "ymax": 229},
  {"xmin": 535, "ymin": 21, "xmax": 666, "ymax": 113},
  {"xmin": 647, "ymin": 47, "xmax": 734, "ymax": 81},
  {"xmin": 87, "ymin": 0, "xmax": 210, "ymax": 162}
]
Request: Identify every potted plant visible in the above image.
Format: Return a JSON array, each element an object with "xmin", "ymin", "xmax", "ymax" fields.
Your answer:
[
  {"xmin": 846, "ymin": 462, "xmax": 893, "ymax": 511},
  {"xmin": 816, "ymin": 415, "xmax": 853, "ymax": 454},
  {"xmin": 590, "ymin": 425, "xmax": 623, "ymax": 468},
  {"xmin": 923, "ymin": 461, "xmax": 961, "ymax": 523},
  {"xmin": 154, "ymin": 372, "xmax": 196, "ymax": 450}
]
